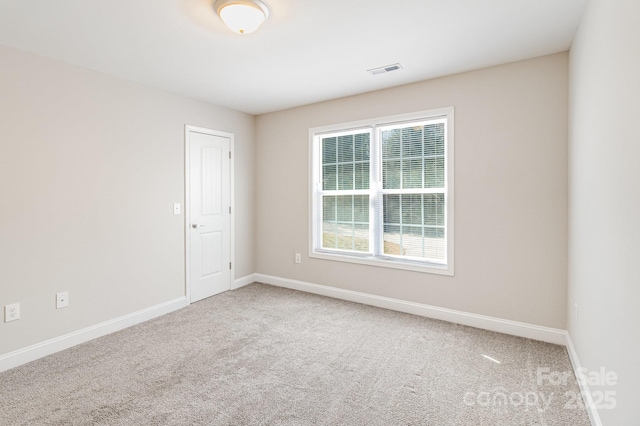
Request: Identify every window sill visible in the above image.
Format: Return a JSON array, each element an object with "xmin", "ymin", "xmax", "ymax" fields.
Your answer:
[{"xmin": 309, "ymin": 250, "xmax": 454, "ymax": 276}]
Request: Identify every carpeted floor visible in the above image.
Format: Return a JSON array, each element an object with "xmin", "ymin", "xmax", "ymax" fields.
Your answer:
[{"xmin": 0, "ymin": 283, "xmax": 591, "ymax": 425}]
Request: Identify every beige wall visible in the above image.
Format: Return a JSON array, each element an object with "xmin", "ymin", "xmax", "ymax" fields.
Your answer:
[
  {"xmin": 568, "ymin": 0, "xmax": 640, "ymax": 423},
  {"xmin": 256, "ymin": 53, "xmax": 569, "ymax": 328},
  {"xmin": 0, "ymin": 46, "xmax": 255, "ymax": 355}
]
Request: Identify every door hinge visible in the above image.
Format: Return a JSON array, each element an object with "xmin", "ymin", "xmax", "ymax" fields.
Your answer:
[
  {"xmin": 229, "ymin": 151, "xmax": 231, "ymax": 159},
  {"xmin": 229, "ymin": 206, "xmax": 231, "ymax": 214},
  {"xmin": 229, "ymin": 262, "xmax": 232, "ymax": 270}
]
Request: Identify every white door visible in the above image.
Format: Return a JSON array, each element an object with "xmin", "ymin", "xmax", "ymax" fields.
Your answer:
[{"xmin": 188, "ymin": 128, "xmax": 231, "ymax": 302}]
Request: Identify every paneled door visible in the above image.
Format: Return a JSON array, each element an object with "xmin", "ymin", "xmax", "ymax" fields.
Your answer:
[{"xmin": 187, "ymin": 127, "xmax": 231, "ymax": 302}]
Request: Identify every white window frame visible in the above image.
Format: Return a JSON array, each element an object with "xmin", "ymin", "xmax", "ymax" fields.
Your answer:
[{"xmin": 309, "ymin": 108, "xmax": 454, "ymax": 276}]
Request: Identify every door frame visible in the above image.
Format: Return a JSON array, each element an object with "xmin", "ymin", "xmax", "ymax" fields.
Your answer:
[{"xmin": 184, "ymin": 124, "xmax": 235, "ymax": 304}]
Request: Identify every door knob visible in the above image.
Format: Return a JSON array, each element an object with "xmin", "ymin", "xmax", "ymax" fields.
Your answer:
[{"xmin": 192, "ymin": 223, "xmax": 206, "ymax": 229}]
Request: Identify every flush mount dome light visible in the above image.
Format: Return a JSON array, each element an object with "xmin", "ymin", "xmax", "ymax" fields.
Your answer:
[{"xmin": 214, "ymin": 0, "xmax": 270, "ymax": 34}]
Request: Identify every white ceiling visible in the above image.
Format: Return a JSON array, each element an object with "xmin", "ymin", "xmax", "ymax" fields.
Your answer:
[{"xmin": 0, "ymin": 0, "xmax": 586, "ymax": 115}]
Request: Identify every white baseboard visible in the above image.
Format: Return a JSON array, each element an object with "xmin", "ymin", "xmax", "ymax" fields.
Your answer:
[
  {"xmin": 565, "ymin": 334, "xmax": 602, "ymax": 426},
  {"xmin": 0, "ymin": 296, "xmax": 188, "ymax": 373},
  {"xmin": 232, "ymin": 273, "xmax": 256, "ymax": 290},
  {"xmin": 255, "ymin": 273, "xmax": 567, "ymax": 345}
]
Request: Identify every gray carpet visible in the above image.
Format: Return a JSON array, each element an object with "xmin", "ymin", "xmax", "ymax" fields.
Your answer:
[{"xmin": 0, "ymin": 283, "xmax": 591, "ymax": 425}]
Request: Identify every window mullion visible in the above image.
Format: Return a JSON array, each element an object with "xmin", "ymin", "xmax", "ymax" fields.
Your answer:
[{"xmin": 371, "ymin": 127, "xmax": 382, "ymax": 257}]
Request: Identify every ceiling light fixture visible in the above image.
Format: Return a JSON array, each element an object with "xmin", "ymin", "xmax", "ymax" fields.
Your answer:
[{"xmin": 214, "ymin": 0, "xmax": 270, "ymax": 35}]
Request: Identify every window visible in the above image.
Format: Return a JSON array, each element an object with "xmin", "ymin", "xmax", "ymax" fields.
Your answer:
[{"xmin": 310, "ymin": 108, "xmax": 454, "ymax": 275}]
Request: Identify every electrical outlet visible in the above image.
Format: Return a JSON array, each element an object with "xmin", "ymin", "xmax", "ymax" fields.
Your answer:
[
  {"xmin": 4, "ymin": 303, "xmax": 20, "ymax": 322},
  {"xmin": 295, "ymin": 253, "xmax": 301, "ymax": 264},
  {"xmin": 56, "ymin": 292, "xmax": 69, "ymax": 309}
]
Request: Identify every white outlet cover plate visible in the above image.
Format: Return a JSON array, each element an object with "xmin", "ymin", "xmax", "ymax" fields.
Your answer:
[
  {"xmin": 4, "ymin": 303, "xmax": 20, "ymax": 322},
  {"xmin": 173, "ymin": 203, "xmax": 181, "ymax": 215},
  {"xmin": 56, "ymin": 292, "xmax": 69, "ymax": 309}
]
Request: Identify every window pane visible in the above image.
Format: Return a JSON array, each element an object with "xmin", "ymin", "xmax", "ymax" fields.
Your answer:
[
  {"xmin": 383, "ymin": 122, "xmax": 445, "ymax": 190},
  {"xmin": 383, "ymin": 193, "xmax": 446, "ymax": 261},
  {"xmin": 425, "ymin": 227, "xmax": 445, "ymax": 239},
  {"xmin": 383, "ymin": 160, "xmax": 401, "ymax": 189},
  {"xmin": 336, "ymin": 195, "xmax": 353, "ymax": 222},
  {"xmin": 323, "ymin": 132, "xmax": 370, "ymax": 191},
  {"xmin": 424, "ymin": 157, "xmax": 444, "ymax": 188},
  {"xmin": 424, "ymin": 227, "xmax": 445, "ymax": 261},
  {"xmin": 323, "ymin": 196, "xmax": 336, "ymax": 222},
  {"xmin": 337, "ymin": 163, "xmax": 354, "ymax": 190},
  {"xmin": 383, "ymin": 224, "xmax": 404, "ymax": 256},
  {"xmin": 383, "ymin": 195, "xmax": 404, "ymax": 256},
  {"xmin": 401, "ymin": 225, "xmax": 424, "ymax": 258},
  {"xmin": 354, "ymin": 195, "xmax": 369, "ymax": 223},
  {"xmin": 382, "ymin": 129, "xmax": 401, "ymax": 159},
  {"xmin": 335, "ymin": 232, "xmax": 354, "ymax": 251},
  {"xmin": 402, "ymin": 194, "xmax": 422, "ymax": 225},
  {"xmin": 322, "ymin": 195, "xmax": 369, "ymax": 253},
  {"xmin": 424, "ymin": 122, "xmax": 445, "ymax": 157},
  {"xmin": 322, "ymin": 164, "xmax": 336, "ymax": 190},
  {"xmin": 337, "ymin": 135, "xmax": 354, "ymax": 163},
  {"xmin": 322, "ymin": 137, "xmax": 337, "ymax": 164},
  {"xmin": 354, "ymin": 133, "xmax": 370, "ymax": 161},
  {"xmin": 322, "ymin": 222, "xmax": 338, "ymax": 249},
  {"xmin": 402, "ymin": 159, "xmax": 422, "ymax": 189},
  {"xmin": 424, "ymin": 194, "xmax": 445, "ymax": 226},
  {"xmin": 383, "ymin": 194, "xmax": 400, "ymax": 224},
  {"xmin": 402, "ymin": 126, "xmax": 423, "ymax": 157},
  {"xmin": 354, "ymin": 162, "xmax": 369, "ymax": 190},
  {"xmin": 353, "ymin": 223, "xmax": 369, "ymax": 251}
]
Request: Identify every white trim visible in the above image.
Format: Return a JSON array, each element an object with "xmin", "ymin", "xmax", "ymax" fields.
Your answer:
[
  {"xmin": 565, "ymin": 333, "xmax": 603, "ymax": 426},
  {"xmin": 229, "ymin": 134, "xmax": 236, "ymax": 295},
  {"xmin": 232, "ymin": 274, "xmax": 256, "ymax": 290},
  {"xmin": 185, "ymin": 125, "xmax": 235, "ymax": 304},
  {"xmin": 0, "ymin": 297, "xmax": 187, "ymax": 373},
  {"xmin": 308, "ymin": 252, "xmax": 451, "ymax": 275},
  {"xmin": 255, "ymin": 273, "xmax": 566, "ymax": 345},
  {"xmin": 185, "ymin": 126, "xmax": 191, "ymax": 303}
]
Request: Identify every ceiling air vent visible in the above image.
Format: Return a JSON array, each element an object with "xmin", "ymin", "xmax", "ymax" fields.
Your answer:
[{"xmin": 367, "ymin": 63, "xmax": 403, "ymax": 76}]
